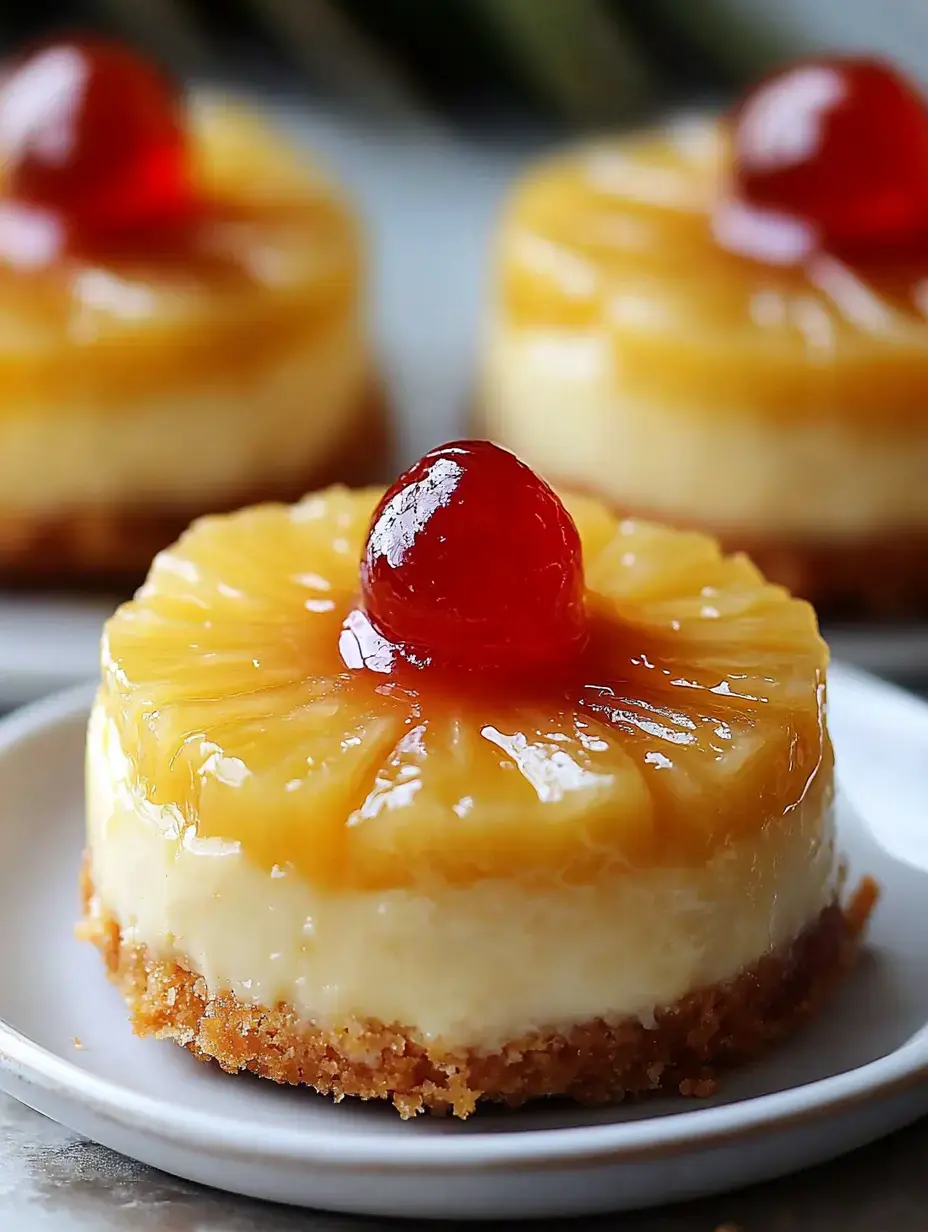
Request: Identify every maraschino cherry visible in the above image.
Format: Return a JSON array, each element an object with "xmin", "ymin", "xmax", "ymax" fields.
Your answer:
[
  {"xmin": 350, "ymin": 440, "xmax": 587, "ymax": 674},
  {"xmin": 723, "ymin": 57, "xmax": 928, "ymax": 259},
  {"xmin": 0, "ymin": 37, "xmax": 192, "ymax": 244}
]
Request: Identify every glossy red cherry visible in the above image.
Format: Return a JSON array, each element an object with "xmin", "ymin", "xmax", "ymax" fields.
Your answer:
[
  {"xmin": 731, "ymin": 58, "xmax": 928, "ymax": 248},
  {"xmin": 0, "ymin": 38, "xmax": 191, "ymax": 238},
  {"xmin": 358, "ymin": 440, "xmax": 587, "ymax": 673}
]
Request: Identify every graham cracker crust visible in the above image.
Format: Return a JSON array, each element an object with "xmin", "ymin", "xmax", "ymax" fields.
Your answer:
[
  {"xmin": 0, "ymin": 379, "xmax": 391, "ymax": 591},
  {"xmin": 79, "ymin": 866, "xmax": 876, "ymax": 1120}
]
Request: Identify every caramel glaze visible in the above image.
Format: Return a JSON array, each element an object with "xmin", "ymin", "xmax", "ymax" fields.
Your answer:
[
  {"xmin": 499, "ymin": 121, "xmax": 928, "ymax": 424},
  {"xmin": 0, "ymin": 101, "xmax": 361, "ymax": 409},
  {"xmin": 100, "ymin": 491, "xmax": 831, "ymax": 891}
]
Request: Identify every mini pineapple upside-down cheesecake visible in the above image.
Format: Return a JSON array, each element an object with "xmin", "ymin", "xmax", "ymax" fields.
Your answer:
[
  {"xmin": 81, "ymin": 440, "xmax": 874, "ymax": 1118},
  {"xmin": 481, "ymin": 57, "xmax": 928, "ymax": 618},
  {"xmin": 0, "ymin": 37, "xmax": 383, "ymax": 586}
]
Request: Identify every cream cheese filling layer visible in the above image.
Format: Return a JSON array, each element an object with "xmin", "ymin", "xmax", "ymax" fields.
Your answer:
[
  {"xmin": 482, "ymin": 320, "xmax": 928, "ymax": 538},
  {"xmin": 0, "ymin": 315, "xmax": 369, "ymax": 513},
  {"xmin": 85, "ymin": 704, "xmax": 837, "ymax": 1051}
]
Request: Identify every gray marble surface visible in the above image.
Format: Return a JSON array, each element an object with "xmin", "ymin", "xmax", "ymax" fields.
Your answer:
[{"xmin": 2, "ymin": 1091, "xmax": 928, "ymax": 1230}]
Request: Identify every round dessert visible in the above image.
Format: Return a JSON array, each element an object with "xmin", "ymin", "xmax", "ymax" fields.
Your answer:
[
  {"xmin": 480, "ymin": 57, "xmax": 928, "ymax": 618},
  {"xmin": 80, "ymin": 440, "xmax": 873, "ymax": 1118},
  {"xmin": 0, "ymin": 38, "xmax": 384, "ymax": 586}
]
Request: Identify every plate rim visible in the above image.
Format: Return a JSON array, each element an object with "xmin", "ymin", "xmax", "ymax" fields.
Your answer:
[{"xmin": 0, "ymin": 668, "xmax": 926, "ymax": 1174}]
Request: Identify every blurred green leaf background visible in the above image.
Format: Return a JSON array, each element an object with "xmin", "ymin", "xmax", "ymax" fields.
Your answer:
[{"xmin": 6, "ymin": 0, "xmax": 927, "ymax": 127}]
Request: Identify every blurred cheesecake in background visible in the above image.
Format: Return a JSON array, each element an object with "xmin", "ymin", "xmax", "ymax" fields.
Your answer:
[
  {"xmin": 480, "ymin": 57, "xmax": 928, "ymax": 619},
  {"xmin": 0, "ymin": 38, "xmax": 385, "ymax": 587}
]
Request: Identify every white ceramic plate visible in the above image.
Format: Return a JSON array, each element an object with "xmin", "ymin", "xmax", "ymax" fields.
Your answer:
[{"xmin": 0, "ymin": 666, "xmax": 927, "ymax": 1220}]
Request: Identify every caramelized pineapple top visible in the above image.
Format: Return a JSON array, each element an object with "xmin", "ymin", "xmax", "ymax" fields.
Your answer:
[
  {"xmin": 496, "ymin": 118, "xmax": 928, "ymax": 423},
  {"xmin": 100, "ymin": 487, "xmax": 831, "ymax": 891},
  {"xmin": 0, "ymin": 99, "xmax": 361, "ymax": 410}
]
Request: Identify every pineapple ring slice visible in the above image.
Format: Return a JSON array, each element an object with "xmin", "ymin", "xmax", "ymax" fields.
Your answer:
[
  {"xmin": 100, "ymin": 487, "xmax": 830, "ymax": 890},
  {"xmin": 497, "ymin": 118, "xmax": 928, "ymax": 424}
]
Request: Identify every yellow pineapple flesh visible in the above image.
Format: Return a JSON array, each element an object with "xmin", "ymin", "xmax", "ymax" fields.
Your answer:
[
  {"xmin": 0, "ymin": 99, "xmax": 360, "ymax": 412},
  {"xmin": 100, "ymin": 488, "xmax": 831, "ymax": 891},
  {"xmin": 497, "ymin": 119, "xmax": 928, "ymax": 424}
]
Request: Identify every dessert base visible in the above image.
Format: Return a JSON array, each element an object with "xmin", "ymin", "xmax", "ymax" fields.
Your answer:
[
  {"xmin": 80, "ymin": 868, "xmax": 876, "ymax": 1120},
  {"xmin": 0, "ymin": 380, "xmax": 390, "ymax": 590}
]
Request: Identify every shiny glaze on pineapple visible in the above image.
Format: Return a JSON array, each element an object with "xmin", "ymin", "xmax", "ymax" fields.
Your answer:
[
  {"xmin": 100, "ymin": 484, "xmax": 830, "ymax": 891},
  {"xmin": 0, "ymin": 45, "xmax": 359, "ymax": 412},
  {"xmin": 498, "ymin": 107, "xmax": 928, "ymax": 424},
  {"xmin": 0, "ymin": 38, "xmax": 317, "ymax": 272}
]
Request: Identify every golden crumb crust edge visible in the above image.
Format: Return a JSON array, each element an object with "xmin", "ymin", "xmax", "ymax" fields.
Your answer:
[{"xmin": 78, "ymin": 863, "xmax": 876, "ymax": 1120}]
